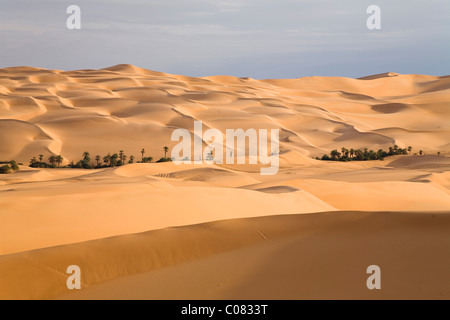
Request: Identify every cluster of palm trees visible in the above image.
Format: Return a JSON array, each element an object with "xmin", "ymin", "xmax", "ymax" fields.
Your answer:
[
  {"xmin": 29, "ymin": 146, "xmax": 171, "ymax": 169},
  {"xmin": 0, "ymin": 160, "xmax": 20, "ymax": 174},
  {"xmin": 30, "ymin": 154, "xmax": 62, "ymax": 168},
  {"xmin": 318, "ymin": 145, "xmax": 419, "ymax": 162}
]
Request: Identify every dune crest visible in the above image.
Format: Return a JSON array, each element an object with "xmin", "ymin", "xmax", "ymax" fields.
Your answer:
[{"xmin": 0, "ymin": 65, "xmax": 448, "ymax": 163}]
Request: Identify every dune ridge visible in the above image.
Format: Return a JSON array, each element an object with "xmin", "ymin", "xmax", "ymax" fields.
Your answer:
[
  {"xmin": 1, "ymin": 155, "xmax": 449, "ymax": 256},
  {"xmin": 0, "ymin": 211, "xmax": 449, "ymax": 300},
  {"xmin": 1, "ymin": 65, "xmax": 449, "ymax": 163}
]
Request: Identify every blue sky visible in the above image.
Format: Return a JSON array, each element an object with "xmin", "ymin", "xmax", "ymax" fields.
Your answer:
[{"xmin": 0, "ymin": 0, "xmax": 449, "ymax": 78}]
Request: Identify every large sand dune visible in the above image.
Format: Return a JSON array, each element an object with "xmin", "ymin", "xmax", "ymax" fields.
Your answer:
[
  {"xmin": 1, "ymin": 65, "xmax": 449, "ymax": 163},
  {"xmin": 0, "ymin": 66, "xmax": 449, "ymax": 300},
  {"xmin": 1, "ymin": 211, "xmax": 449, "ymax": 300}
]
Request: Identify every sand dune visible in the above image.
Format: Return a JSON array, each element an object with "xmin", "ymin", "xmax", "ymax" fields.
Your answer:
[
  {"xmin": 0, "ymin": 65, "xmax": 449, "ymax": 300},
  {"xmin": 1, "ymin": 155, "xmax": 449, "ymax": 256},
  {"xmin": 1, "ymin": 65, "xmax": 449, "ymax": 163},
  {"xmin": 388, "ymin": 155, "xmax": 450, "ymax": 171},
  {"xmin": 0, "ymin": 211, "xmax": 449, "ymax": 300},
  {"xmin": 0, "ymin": 163, "xmax": 337, "ymax": 256}
]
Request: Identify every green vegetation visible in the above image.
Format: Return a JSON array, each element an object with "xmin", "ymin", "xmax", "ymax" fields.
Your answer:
[
  {"xmin": 10, "ymin": 160, "xmax": 19, "ymax": 171},
  {"xmin": 70, "ymin": 151, "xmax": 95, "ymax": 169},
  {"xmin": 317, "ymin": 145, "xmax": 416, "ymax": 162},
  {"xmin": 157, "ymin": 146, "xmax": 172, "ymax": 163},
  {"xmin": 141, "ymin": 157, "xmax": 153, "ymax": 163},
  {"xmin": 0, "ymin": 160, "xmax": 20, "ymax": 174},
  {"xmin": 95, "ymin": 155, "xmax": 101, "ymax": 167},
  {"xmin": 0, "ymin": 165, "xmax": 11, "ymax": 174},
  {"xmin": 28, "ymin": 147, "xmax": 171, "ymax": 170}
]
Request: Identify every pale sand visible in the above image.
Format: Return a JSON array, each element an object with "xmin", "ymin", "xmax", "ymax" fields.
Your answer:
[{"xmin": 0, "ymin": 66, "xmax": 449, "ymax": 299}]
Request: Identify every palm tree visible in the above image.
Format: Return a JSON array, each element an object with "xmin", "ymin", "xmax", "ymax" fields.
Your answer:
[
  {"xmin": 350, "ymin": 149, "xmax": 355, "ymax": 159},
  {"xmin": 95, "ymin": 155, "xmax": 101, "ymax": 167},
  {"xmin": 163, "ymin": 146, "xmax": 169, "ymax": 158},
  {"xmin": 419, "ymin": 150, "xmax": 424, "ymax": 156},
  {"xmin": 119, "ymin": 150, "xmax": 124, "ymax": 165},
  {"xmin": 330, "ymin": 149, "xmax": 341, "ymax": 161},
  {"xmin": 377, "ymin": 149, "xmax": 385, "ymax": 159},
  {"xmin": 407, "ymin": 146, "xmax": 412, "ymax": 155},
  {"xmin": 143, "ymin": 157, "xmax": 153, "ymax": 163},
  {"xmin": 122, "ymin": 155, "xmax": 127, "ymax": 165},
  {"xmin": 48, "ymin": 155, "xmax": 56, "ymax": 166},
  {"xmin": 129, "ymin": 155, "xmax": 135, "ymax": 164},
  {"xmin": 55, "ymin": 155, "xmax": 63, "ymax": 167},
  {"xmin": 39, "ymin": 154, "xmax": 44, "ymax": 162},
  {"xmin": 103, "ymin": 154, "xmax": 111, "ymax": 166},
  {"xmin": 110, "ymin": 154, "xmax": 119, "ymax": 167},
  {"xmin": 83, "ymin": 152, "xmax": 90, "ymax": 163},
  {"xmin": 141, "ymin": 148, "xmax": 145, "ymax": 162},
  {"xmin": 355, "ymin": 149, "xmax": 363, "ymax": 160}
]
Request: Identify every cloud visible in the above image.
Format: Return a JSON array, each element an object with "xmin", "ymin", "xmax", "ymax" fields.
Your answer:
[{"xmin": 0, "ymin": 0, "xmax": 449, "ymax": 78}]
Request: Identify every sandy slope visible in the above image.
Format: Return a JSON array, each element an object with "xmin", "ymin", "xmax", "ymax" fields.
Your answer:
[
  {"xmin": 0, "ymin": 66, "xmax": 449, "ymax": 300},
  {"xmin": 0, "ymin": 211, "xmax": 449, "ymax": 300},
  {"xmin": 1, "ymin": 65, "xmax": 449, "ymax": 163},
  {"xmin": 1, "ymin": 156, "xmax": 449, "ymax": 256},
  {"xmin": 0, "ymin": 164, "xmax": 334, "ymax": 255}
]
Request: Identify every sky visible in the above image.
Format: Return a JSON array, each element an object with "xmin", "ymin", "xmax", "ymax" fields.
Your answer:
[{"xmin": 0, "ymin": 0, "xmax": 449, "ymax": 79}]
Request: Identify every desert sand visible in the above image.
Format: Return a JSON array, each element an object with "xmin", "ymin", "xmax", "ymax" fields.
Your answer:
[{"xmin": 0, "ymin": 65, "xmax": 449, "ymax": 299}]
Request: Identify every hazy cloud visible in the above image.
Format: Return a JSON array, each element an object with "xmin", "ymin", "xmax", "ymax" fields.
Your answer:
[{"xmin": 0, "ymin": 0, "xmax": 448, "ymax": 78}]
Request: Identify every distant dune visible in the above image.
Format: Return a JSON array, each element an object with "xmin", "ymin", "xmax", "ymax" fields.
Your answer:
[
  {"xmin": 1, "ymin": 65, "xmax": 449, "ymax": 163},
  {"xmin": 0, "ymin": 65, "xmax": 449, "ymax": 300}
]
